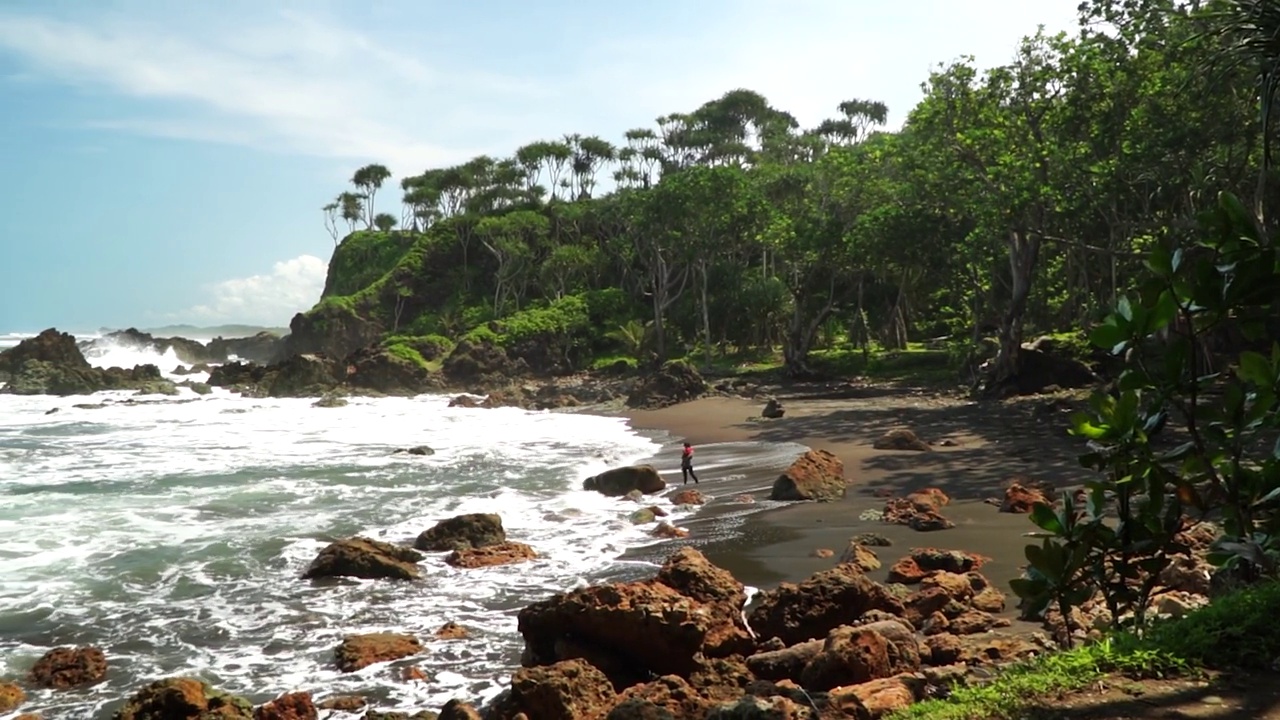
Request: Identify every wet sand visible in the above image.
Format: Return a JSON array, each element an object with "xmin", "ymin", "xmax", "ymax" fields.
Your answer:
[{"xmin": 617, "ymin": 384, "xmax": 1096, "ymax": 608}]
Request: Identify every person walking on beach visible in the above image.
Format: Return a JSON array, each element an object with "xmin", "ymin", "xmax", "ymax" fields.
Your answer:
[{"xmin": 681, "ymin": 441, "xmax": 699, "ymax": 484}]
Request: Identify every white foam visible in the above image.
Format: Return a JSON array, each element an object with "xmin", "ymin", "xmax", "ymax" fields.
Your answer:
[{"xmin": 0, "ymin": 392, "xmax": 719, "ymax": 716}]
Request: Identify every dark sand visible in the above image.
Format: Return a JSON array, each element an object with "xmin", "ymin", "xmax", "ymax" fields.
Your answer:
[{"xmin": 618, "ymin": 385, "xmax": 1095, "ymax": 612}]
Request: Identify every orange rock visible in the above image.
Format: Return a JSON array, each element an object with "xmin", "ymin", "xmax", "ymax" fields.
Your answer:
[
  {"xmin": 445, "ymin": 541, "xmax": 537, "ymax": 568},
  {"xmin": 0, "ymin": 682, "xmax": 24, "ymax": 713},
  {"xmin": 840, "ymin": 543, "xmax": 882, "ymax": 572},
  {"xmin": 401, "ymin": 666, "xmax": 429, "ymax": 682},
  {"xmin": 812, "ymin": 548, "xmax": 835, "ymax": 558},
  {"xmin": 831, "ymin": 675, "xmax": 923, "ymax": 718},
  {"xmin": 651, "ymin": 522, "xmax": 689, "ymax": 539},
  {"xmin": 435, "ymin": 621, "xmax": 470, "ymax": 640},
  {"xmin": 334, "ymin": 633, "xmax": 422, "ymax": 672},
  {"xmin": 872, "ymin": 429, "xmax": 931, "ymax": 452},
  {"xmin": 254, "ymin": 691, "xmax": 317, "ymax": 720},
  {"xmin": 669, "ymin": 489, "xmax": 707, "ymax": 505},
  {"xmin": 1000, "ymin": 482, "xmax": 1050, "ymax": 513},
  {"xmin": 30, "ymin": 645, "xmax": 108, "ymax": 689}
]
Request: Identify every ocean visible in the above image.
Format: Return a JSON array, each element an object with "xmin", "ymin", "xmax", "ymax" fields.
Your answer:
[{"xmin": 0, "ymin": 334, "xmax": 802, "ymax": 718}]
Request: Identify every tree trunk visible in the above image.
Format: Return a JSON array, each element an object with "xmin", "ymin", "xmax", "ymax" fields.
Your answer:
[
  {"xmin": 698, "ymin": 259, "xmax": 713, "ymax": 368},
  {"xmin": 783, "ymin": 280, "xmax": 837, "ymax": 378},
  {"xmin": 988, "ymin": 230, "xmax": 1042, "ymax": 388},
  {"xmin": 651, "ymin": 285, "xmax": 667, "ymax": 364}
]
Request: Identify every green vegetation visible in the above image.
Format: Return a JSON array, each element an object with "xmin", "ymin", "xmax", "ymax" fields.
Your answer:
[
  {"xmin": 893, "ymin": 582, "xmax": 1280, "ymax": 720},
  {"xmin": 304, "ymin": 0, "xmax": 1277, "ymax": 388}
]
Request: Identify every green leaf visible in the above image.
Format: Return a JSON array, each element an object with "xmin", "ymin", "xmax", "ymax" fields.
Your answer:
[
  {"xmin": 1088, "ymin": 322, "xmax": 1127, "ymax": 352},
  {"xmin": 1147, "ymin": 289, "xmax": 1178, "ymax": 334},
  {"xmin": 1116, "ymin": 295, "xmax": 1133, "ymax": 322},
  {"xmin": 1029, "ymin": 504, "xmax": 1065, "ymax": 535},
  {"xmin": 1237, "ymin": 351, "xmax": 1272, "ymax": 387}
]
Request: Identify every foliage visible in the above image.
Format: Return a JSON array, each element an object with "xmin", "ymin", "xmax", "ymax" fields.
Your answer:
[
  {"xmin": 324, "ymin": 231, "xmax": 419, "ymax": 298},
  {"xmin": 1012, "ymin": 191, "xmax": 1280, "ymax": 640},
  {"xmin": 891, "ymin": 581, "xmax": 1280, "ymax": 720},
  {"xmin": 304, "ymin": 1, "xmax": 1275, "ymax": 380}
]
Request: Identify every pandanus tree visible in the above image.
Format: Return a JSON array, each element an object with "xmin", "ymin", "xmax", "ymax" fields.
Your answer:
[
  {"xmin": 351, "ymin": 163, "xmax": 391, "ymax": 228},
  {"xmin": 337, "ymin": 192, "xmax": 364, "ymax": 233}
]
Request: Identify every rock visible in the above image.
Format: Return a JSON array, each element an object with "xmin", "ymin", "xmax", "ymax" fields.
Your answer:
[
  {"xmin": 345, "ymin": 344, "xmax": 435, "ymax": 395},
  {"xmin": 762, "ymin": 398, "xmax": 785, "ymax": 419},
  {"xmin": 1000, "ymin": 482, "xmax": 1050, "ymax": 514},
  {"xmin": 829, "ymin": 676, "xmax": 923, "ymax": 719},
  {"xmin": 0, "ymin": 329, "xmax": 91, "ymax": 378},
  {"xmin": 207, "ymin": 332, "xmax": 283, "ymax": 365},
  {"xmin": 920, "ymin": 572, "xmax": 973, "ymax": 603},
  {"xmin": 505, "ymin": 659, "xmax": 616, "ymax": 720},
  {"xmin": 872, "ymin": 429, "xmax": 930, "ymax": 452},
  {"xmin": 1002, "ymin": 344, "xmax": 1098, "ymax": 395},
  {"xmin": 748, "ymin": 564, "xmax": 906, "ymax": 646},
  {"xmin": 746, "ymin": 640, "xmax": 824, "ymax": 682},
  {"xmin": 882, "ymin": 489, "xmax": 954, "ymax": 532},
  {"xmin": 334, "ymin": 633, "xmax": 422, "ymax": 672},
  {"xmin": 302, "ymin": 536, "xmax": 423, "ymax": 581},
  {"xmin": 734, "ymin": 494, "xmax": 756, "ymax": 504},
  {"xmin": 651, "ymin": 522, "xmax": 689, "ymax": 539},
  {"xmin": 30, "ymin": 645, "xmax": 108, "ymax": 689},
  {"xmin": 438, "ymin": 699, "xmax": 484, "ymax": 720},
  {"xmin": 266, "ymin": 354, "xmax": 342, "ymax": 397},
  {"xmin": 769, "ymin": 449, "xmax": 846, "ymax": 502},
  {"xmin": 629, "ymin": 508, "xmax": 658, "ymax": 524},
  {"xmin": 654, "ymin": 546, "xmax": 747, "ymax": 608},
  {"xmin": 606, "ymin": 675, "xmax": 711, "ymax": 719},
  {"xmin": 971, "ymin": 586, "xmax": 1007, "ymax": 613},
  {"xmin": 254, "ymin": 692, "xmax": 317, "ymax": 720},
  {"xmin": 0, "ymin": 682, "xmax": 24, "ymax": 713},
  {"xmin": 442, "ymin": 339, "xmax": 526, "ymax": 384},
  {"xmin": 705, "ymin": 695, "xmax": 817, "ymax": 719},
  {"xmin": 445, "ymin": 541, "xmax": 537, "ymax": 568},
  {"xmin": 799, "ymin": 626, "xmax": 892, "ymax": 691},
  {"xmin": 363, "ymin": 709, "xmax": 439, "ymax": 720},
  {"xmin": 948, "ymin": 610, "xmax": 1000, "ymax": 635},
  {"xmin": 312, "ymin": 393, "xmax": 348, "ymax": 408},
  {"xmin": 668, "ymin": 488, "xmax": 707, "ymax": 505},
  {"xmin": 401, "ymin": 665, "xmax": 430, "ymax": 682},
  {"xmin": 435, "ymin": 622, "xmax": 469, "ymax": 639},
  {"xmin": 395, "ymin": 445, "xmax": 436, "ymax": 456},
  {"xmin": 923, "ymin": 634, "xmax": 962, "ymax": 665},
  {"xmin": 850, "ymin": 533, "xmax": 892, "ymax": 547},
  {"xmin": 584, "ymin": 465, "xmax": 666, "ymax": 496},
  {"xmin": 839, "ymin": 544, "xmax": 881, "ymax": 572},
  {"xmin": 812, "ymin": 548, "xmax": 835, "ymax": 559},
  {"xmin": 886, "ymin": 549, "xmax": 988, "ymax": 585},
  {"xmin": 208, "ymin": 360, "xmax": 268, "ymax": 390},
  {"xmin": 112, "ymin": 677, "xmax": 253, "ymax": 720},
  {"xmin": 625, "ymin": 360, "xmax": 708, "ymax": 409},
  {"xmin": 0, "ymin": 330, "xmax": 182, "ymax": 396},
  {"xmin": 316, "ymin": 696, "xmax": 366, "ymax": 712},
  {"xmin": 1158, "ymin": 555, "xmax": 1213, "ymax": 596},
  {"xmin": 415, "ymin": 513, "xmax": 507, "ymax": 552},
  {"xmin": 518, "ymin": 549, "xmax": 754, "ymax": 685}
]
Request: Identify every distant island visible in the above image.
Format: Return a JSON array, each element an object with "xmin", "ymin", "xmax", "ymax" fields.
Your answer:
[{"xmin": 107, "ymin": 324, "xmax": 287, "ymax": 339}]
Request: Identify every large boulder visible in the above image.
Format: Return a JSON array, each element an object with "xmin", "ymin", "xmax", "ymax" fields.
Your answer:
[
  {"xmin": 584, "ymin": 465, "xmax": 666, "ymax": 496},
  {"xmin": 415, "ymin": 513, "xmax": 507, "ymax": 551},
  {"xmin": 0, "ymin": 683, "xmax": 23, "ymax": 714},
  {"xmin": 334, "ymin": 633, "xmax": 422, "ymax": 672},
  {"xmin": 501, "ymin": 659, "xmax": 617, "ymax": 720},
  {"xmin": 442, "ymin": 338, "xmax": 526, "ymax": 384},
  {"xmin": 518, "ymin": 548, "xmax": 754, "ymax": 686},
  {"xmin": 112, "ymin": 677, "xmax": 253, "ymax": 720},
  {"xmin": 302, "ymin": 537, "xmax": 423, "ymax": 580},
  {"xmin": 872, "ymin": 429, "xmax": 931, "ymax": 452},
  {"xmin": 207, "ymin": 360, "xmax": 268, "ymax": 390},
  {"xmin": 30, "ymin": 645, "xmax": 107, "ymax": 689},
  {"xmin": 266, "ymin": 354, "xmax": 342, "ymax": 397},
  {"xmin": 882, "ymin": 489, "xmax": 954, "ymax": 532},
  {"xmin": 207, "ymin": 331, "xmax": 283, "ymax": 364},
  {"xmin": 747, "ymin": 564, "xmax": 906, "ymax": 646},
  {"xmin": 0, "ymin": 329, "xmax": 90, "ymax": 378},
  {"xmin": 769, "ymin": 449, "xmax": 846, "ymax": 502},
  {"xmin": 344, "ymin": 345, "xmax": 436, "ymax": 395},
  {"xmin": 625, "ymin": 360, "xmax": 708, "ymax": 409},
  {"xmin": 605, "ymin": 675, "xmax": 712, "ymax": 719},
  {"xmin": 799, "ymin": 626, "xmax": 892, "ymax": 691},
  {"xmin": 254, "ymin": 692, "xmax": 317, "ymax": 720}
]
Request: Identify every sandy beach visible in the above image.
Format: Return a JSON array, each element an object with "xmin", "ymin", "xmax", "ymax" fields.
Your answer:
[{"xmin": 618, "ymin": 382, "xmax": 1095, "ymax": 611}]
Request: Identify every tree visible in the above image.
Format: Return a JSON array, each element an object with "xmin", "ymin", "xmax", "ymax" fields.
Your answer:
[
  {"xmin": 374, "ymin": 213, "xmax": 397, "ymax": 232},
  {"xmin": 352, "ymin": 164, "xmax": 392, "ymax": 228},
  {"xmin": 337, "ymin": 192, "xmax": 364, "ymax": 233},
  {"xmin": 322, "ymin": 201, "xmax": 341, "ymax": 244}
]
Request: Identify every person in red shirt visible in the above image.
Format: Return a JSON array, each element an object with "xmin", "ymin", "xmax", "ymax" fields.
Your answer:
[{"xmin": 680, "ymin": 441, "xmax": 699, "ymax": 484}]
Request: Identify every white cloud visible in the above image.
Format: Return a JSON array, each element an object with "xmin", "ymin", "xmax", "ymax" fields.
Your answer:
[
  {"xmin": 178, "ymin": 255, "xmax": 328, "ymax": 327},
  {"xmin": 0, "ymin": 1, "xmax": 1082, "ymax": 180}
]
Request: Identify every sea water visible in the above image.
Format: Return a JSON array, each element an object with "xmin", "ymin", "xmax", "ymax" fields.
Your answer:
[{"xmin": 0, "ymin": 337, "xmax": 754, "ymax": 718}]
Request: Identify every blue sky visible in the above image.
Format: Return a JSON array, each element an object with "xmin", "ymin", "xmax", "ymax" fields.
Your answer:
[{"xmin": 0, "ymin": 0, "xmax": 1080, "ymax": 333}]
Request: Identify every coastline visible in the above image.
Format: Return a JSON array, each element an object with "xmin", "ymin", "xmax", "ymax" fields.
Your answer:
[{"xmin": 612, "ymin": 385, "xmax": 1094, "ymax": 605}]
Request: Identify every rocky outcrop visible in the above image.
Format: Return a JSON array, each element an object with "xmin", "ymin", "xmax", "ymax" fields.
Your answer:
[
  {"xmin": 415, "ymin": 513, "xmax": 507, "ymax": 552},
  {"xmin": 518, "ymin": 548, "xmax": 753, "ymax": 687},
  {"xmin": 0, "ymin": 683, "xmax": 23, "ymax": 714},
  {"xmin": 207, "ymin": 332, "xmax": 283, "ymax": 364},
  {"xmin": 445, "ymin": 541, "xmax": 537, "ymax": 568},
  {"xmin": 442, "ymin": 339, "xmax": 527, "ymax": 386},
  {"xmin": 345, "ymin": 345, "xmax": 437, "ymax": 395},
  {"xmin": 206, "ymin": 354, "xmax": 344, "ymax": 398},
  {"xmin": 302, "ymin": 537, "xmax": 423, "ymax": 580},
  {"xmin": 30, "ymin": 645, "xmax": 107, "ymax": 689},
  {"xmin": 280, "ymin": 305, "xmax": 383, "ymax": 362},
  {"xmin": 882, "ymin": 489, "xmax": 954, "ymax": 532},
  {"xmin": 112, "ymin": 677, "xmax": 253, "ymax": 720},
  {"xmin": 584, "ymin": 465, "xmax": 666, "ymax": 496},
  {"xmin": 1000, "ymin": 481, "xmax": 1052, "ymax": 514},
  {"xmin": 492, "ymin": 659, "xmax": 617, "ymax": 720},
  {"xmin": 254, "ymin": 692, "xmax": 317, "ymax": 720},
  {"xmin": 625, "ymin": 360, "xmax": 707, "ymax": 409},
  {"xmin": 886, "ymin": 548, "xmax": 989, "ymax": 585},
  {"xmin": 747, "ymin": 564, "xmax": 906, "ymax": 646},
  {"xmin": 0, "ymin": 329, "xmax": 178, "ymax": 396},
  {"xmin": 770, "ymin": 449, "xmax": 847, "ymax": 502},
  {"xmin": 762, "ymin": 398, "xmax": 785, "ymax": 419}
]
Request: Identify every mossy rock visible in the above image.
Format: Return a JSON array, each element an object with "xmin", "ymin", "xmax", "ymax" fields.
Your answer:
[{"xmin": 112, "ymin": 677, "xmax": 252, "ymax": 720}]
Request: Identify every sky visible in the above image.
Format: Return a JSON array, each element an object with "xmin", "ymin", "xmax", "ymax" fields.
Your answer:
[{"xmin": 0, "ymin": 0, "xmax": 1082, "ymax": 333}]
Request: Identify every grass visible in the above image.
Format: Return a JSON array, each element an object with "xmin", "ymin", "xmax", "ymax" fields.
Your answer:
[{"xmin": 888, "ymin": 581, "xmax": 1280, "ymax": 720}]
